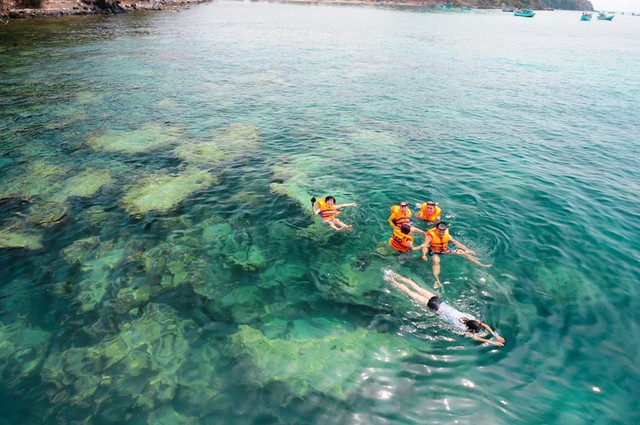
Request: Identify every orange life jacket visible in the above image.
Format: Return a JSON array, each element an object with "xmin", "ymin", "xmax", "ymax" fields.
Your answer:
[
  {"xmin": 389, "ymin": 205, "xmax": 412, "ymax": 227},
  {"xmin": 389, "ymin": 228, "xmax": 414, "ymax": 252},
  {"xmin": 317, "ymin": 198, "xmax": 340, "ymax": 220},
  {"xmin": 419, "ymin": 204, "xmax": 441, "ymax": 222},
  {"xmin": 427, "ymin": 228, "xmax": 451, "ymax": 253}
]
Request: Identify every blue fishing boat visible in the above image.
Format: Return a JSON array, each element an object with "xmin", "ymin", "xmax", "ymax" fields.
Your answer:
[
  {"xmin": 514, "ymin": 8, "xmax": 536, "ymax": 17},
  {"xmin": 581, "ymin": 12, "xmax": 592, "ymax": 21},
  {"xmin": 597, "ymin": 11, "xmax": 614, "ymax": 20}
]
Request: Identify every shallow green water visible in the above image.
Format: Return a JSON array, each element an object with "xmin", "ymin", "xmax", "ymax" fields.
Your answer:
[{"xmin": 1, "ymin": 3, "xmax": 639, "ymax": 424}]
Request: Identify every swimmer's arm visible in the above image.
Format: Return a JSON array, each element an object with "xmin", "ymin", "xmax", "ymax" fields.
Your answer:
[
  {"xmin": 482, "ymin": 323, "xmax": 505, "ymax": 344},
  {"xmin": 467, "ymin": 333, "xmax": 505, "ymax": 347},
  {"xmin": 335, "ymin": 203, "xmax": 357, "ymax": 209},
  {"xmin": 410, "ymin": 226, "xmax": 427, "ymax": 236},
  {"xmin": 388, "ymin": 214, "xmax": 397, "ymax": 228},
  {"xmin": 451, "ymin": 238, "xmax": 475, "ymax": 255},
  {"xmin": 312, "ymin": 202, "xmax": 319, "ymax": 215}
]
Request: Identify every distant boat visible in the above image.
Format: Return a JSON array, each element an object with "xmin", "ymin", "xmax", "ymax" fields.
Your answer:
[
  {"xmin": 581, "ymin": 12, "xmax": 592, "ymax": 21},
  {"xmin": 514, "ymin": 9, "xmax": 535, "ymax": 18},
  {"xmin": 597, "ymin": 11, "xmax": 614, "ymax": 20},
  {"xmin": 502, "ymin": 8, "xmax": 515, "ymax": 12}
]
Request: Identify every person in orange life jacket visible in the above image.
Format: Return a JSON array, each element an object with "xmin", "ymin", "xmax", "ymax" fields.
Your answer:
[
  {"xmin": 382, "ymin": 269, "xmax": 505, "ymax": 347},
  {"xmin": 388, "ymin": 224, "xmax": 426, "ymax": 253},
  {"xmin": 388, "ymin": 201, "xmax": 426, "ymax": 237},
  {"xmin": 423, "ymin": 221, "xmax": 492, "ymax": 289},
  {"xmin": 311, "ymin": 196, "xmax": 357, "ymax": 232},
  {"xmin": 415, "ymin": 201, "xmax": 441, "ymax": 225}
]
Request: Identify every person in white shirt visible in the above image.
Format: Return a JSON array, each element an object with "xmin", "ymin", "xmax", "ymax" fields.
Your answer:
[{"xmin": 383, "ymin": 268, "xmax": 505, "ymax": 347}]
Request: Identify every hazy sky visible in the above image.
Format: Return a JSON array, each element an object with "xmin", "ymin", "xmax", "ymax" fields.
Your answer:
[{"xmin": 590, "ymin": 0, "xmax": 640, "ymax": 11}]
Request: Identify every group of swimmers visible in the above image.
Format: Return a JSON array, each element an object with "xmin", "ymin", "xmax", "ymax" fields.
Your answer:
[{"xmin": 311, "ymin": 195, "xmax": 505, "ymax": 347}]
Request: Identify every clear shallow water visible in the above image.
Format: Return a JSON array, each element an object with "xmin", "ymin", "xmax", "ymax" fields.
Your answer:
[{"xmin": 1, "ymin": 3, "xmax": 639, "ymax": 424}]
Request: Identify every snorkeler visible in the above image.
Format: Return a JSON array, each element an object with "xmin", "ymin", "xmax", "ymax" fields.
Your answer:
[
  {"xmin": 383, "ymin": 269, "xmax": 505, "ymax": 347},
  {"xmin": 388, "ymin": 201, "xmax": 426, "ymax": 236},
  {"xmin": 416, "ymin": 200, "xmax": 441, "ymax": 225},
  {"xmin": 422, "ymin": 221, "xmax": 491, "ymax": 289},
  {"xmin": 389, "ymin": 224, "xmax": 426, "ymax": 254},
  {"xmin": 311, "ymin": 196, "xmax": 357, "ymax": 231}
]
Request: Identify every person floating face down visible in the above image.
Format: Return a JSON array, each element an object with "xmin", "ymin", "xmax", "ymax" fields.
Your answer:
[
  {"xmin": 388, "ymin": 202, "xmax": 426, "ymax": 237},
  {"xmin": 422, "ymin": 221, "xmax": 491, "ymax": 289},
  {"xmin": 389, "ymin": 224, "xmax": 426, "ymax": 254},
  {"xmin": 383, "ymin": 269, "xmax": 505, "ymax": 347},
  {"xmin": 416, "ymin": 201, "xmax": 441, "ymax": 225},
  {"xmin": 311, "ymin": 196, "xmax": 357, "ymax": 232}
]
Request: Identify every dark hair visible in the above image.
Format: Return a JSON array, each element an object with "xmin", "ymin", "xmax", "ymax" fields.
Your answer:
[
  {"xmin": 400, "ymin": 224, "xmax": 411, "ymax": 234},
  {"xmin": 426, "ymin": 201, "xmax": 436, "ymax": 206},
  {"xmin": 436, "ymin": 221, "xmax": 447, "ymax": 230},
  {"xmin": 465, "ymin": 320, "xmax": 483, "ymax": 333},
  {"xmin": 325, "ymin": 196, "xmax": 336, "ymax": 203},
  {"xmin": 427, "ymin": 296, "xmax": 441, "ymax": 312}
]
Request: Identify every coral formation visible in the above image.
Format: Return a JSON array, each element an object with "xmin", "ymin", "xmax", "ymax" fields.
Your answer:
[
  {"xmin": 122, "ymin": 169, "xmax": 218, "ymax": 215},
  {"xmin": 0, "ymin": 319, "xmax": 51, "ymax": 388},
  {"xmin": 175, "ymin": 123, "xmax": 260, "ymax": 166},
  {"xmin": 89, "ymin": 123, "xmax": 184, "ymax": 154}
]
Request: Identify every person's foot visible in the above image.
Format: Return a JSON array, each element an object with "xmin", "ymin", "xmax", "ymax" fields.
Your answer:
[
  {"xmin": 345, "ymin": 225, "xmax": 352, "ymax": 230},
  {"xmin": 433, "ymin": 280, "xmax": 443, "ymax": 289},
  {"xmin": 421, "ymin": 255, "xmax": 427, "ymax": 262}
]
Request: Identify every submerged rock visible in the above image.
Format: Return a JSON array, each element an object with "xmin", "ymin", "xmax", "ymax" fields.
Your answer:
[
  {"xmin": 122, "ymin": 168, "xmax": 218, "ymax": 215},
  {"xmin": 42, "ymin": 303, "xmax": 196, "ymax": 414},
  {"xmin": 89, "ymin": 123, "xmax": 184, "ymax": 154},
  {"xmin": 0, "ymin": 319, "xmax": 51, "ymax": 388},
  {"xmin": 201, "ymin": 219, "xmax": 266, "ymax": 271},
  {"xmin": 174, "ymin": 123, "xmax": 260, "ymax": 166},
  {"xmin": 0, "ymin": 227, "xmax": 42, "ymax": 250},
  {"xmin": 230, "ymin": 323, "xmax": 416, "ymax": 400},
  {"xmin": 50, "ymin": 169, "xmax": 113, "ymax": 201}
]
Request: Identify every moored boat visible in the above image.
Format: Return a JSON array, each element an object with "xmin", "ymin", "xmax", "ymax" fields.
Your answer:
[
  {"xmin": 581, "ymin": 12, "xmax": 592, "ymax": 21},
  {"xmin": 514, "ymin": 8, "xmax": 535, "ymax": 18},
  {"xmin": 597, "ymin": 11, "xmax": 614, "ymax": 20}
]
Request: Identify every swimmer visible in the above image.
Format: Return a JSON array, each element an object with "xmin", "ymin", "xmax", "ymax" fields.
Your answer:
[
  {"xmin": 388, "ymin": 201, "xmax": 426, "ymax": 236},
  {"xmin": 311, "ymin": 196, "xmax": 357, "ymax": 231},
  {"xmin": 389, "ymin": 224, "xmax": 427, "ymax": 254},
  {"xmin": 383, "ymin": 269, "xmax": 505, "ymax": 347},
  {"xmin": 415, "ymin": 200, "xmax": 441, "ymax": 225},
  {"xmin": 422, "ymin": 221, "xmax": 491, "ymax": 288}
]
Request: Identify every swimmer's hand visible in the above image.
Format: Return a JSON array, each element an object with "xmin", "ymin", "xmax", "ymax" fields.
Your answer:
[
  {"xmin": 490, "ymin": 338, "xmax": 505, "ymax": 347},
  {"xmin": 311, "ymin": 197, "xmax": 316, "ymax": 204},
  {"xmin": 494, "ymin": 335, "xmax": 505, "ymax": 345}
]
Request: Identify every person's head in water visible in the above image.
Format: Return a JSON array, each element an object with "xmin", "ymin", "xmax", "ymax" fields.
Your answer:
[
  {"xmin": 425, "ymin": 201, "xmax": 436, "ymax": 213},
  {"xmin": 325, "ymin": 196, "xmax": 336, "ymax": 206},
  {"xmin": 400, "ymin": 224, "xmax": 411, "ymax": 235},
  {"xmin": 461, "ymin": 317, "xmax": 483, "ymax": 333},
  {"xmin": 399, "ymin": 201, "xmax": 409, "ymax": 211},
  {"xmin": 435, "ymin": 221, "xmax": 447, "ymax": 235}
]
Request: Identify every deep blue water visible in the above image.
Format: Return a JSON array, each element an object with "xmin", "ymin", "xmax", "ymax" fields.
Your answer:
[{"xmin": 1, "ymin": 3, "xmax": 639, "ymax": 424}]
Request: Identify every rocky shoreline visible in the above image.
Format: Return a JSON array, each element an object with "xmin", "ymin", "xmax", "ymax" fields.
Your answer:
[
  {"xmin": 2, "ymin": 0, "xmax": 211, "ymax": 19},
  {"xmin": 1, "ymin": 0, "xmax": 594, "ymax": 21}
]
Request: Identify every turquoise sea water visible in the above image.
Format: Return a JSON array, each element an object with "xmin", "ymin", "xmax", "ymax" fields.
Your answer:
[{"xmin": 1, "ymin": 2, "xmax": 639, "ymax": 424}]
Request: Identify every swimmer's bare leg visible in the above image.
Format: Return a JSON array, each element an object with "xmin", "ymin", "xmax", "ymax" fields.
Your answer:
[
  {"xmin": 453, "ymin": 250, "xmax": 492, "ymax": 268},
  {"xmin": 333, "ymin": 218, "xmax": 352, "ymax": 231},
  {"xmin": 387, "ymin": 278, "xmax": 431, "ymax": 306},
  {"xmin": 326, "ymin": 220, "xmax": 341, "ymax": 231},
  {"xmin": 431, "ymin": 255, "xmax": 443, "ymax": 289},
  {"xmin": 392, "ymin": 274, "xmax": 436, "ymax": 299}
]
